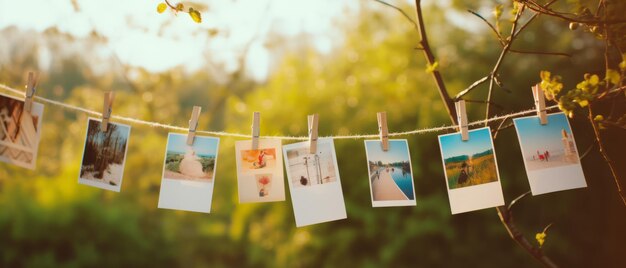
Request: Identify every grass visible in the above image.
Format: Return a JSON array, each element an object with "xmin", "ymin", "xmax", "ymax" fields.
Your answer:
[{"xmin": 445, "ymin": 154, "xmax": 498, "ymax": 189}]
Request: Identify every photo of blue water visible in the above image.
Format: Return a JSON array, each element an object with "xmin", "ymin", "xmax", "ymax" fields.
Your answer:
[{"xmin": 389, "ymin": 168, "xmax": 414, "ymax": 200}]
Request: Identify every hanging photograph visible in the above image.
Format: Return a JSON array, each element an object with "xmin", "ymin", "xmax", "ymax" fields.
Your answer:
[
  {"xmin": 158, "ymin": 133, "xmax": 219, "ymax": 213},
  {"xmin": 513, "ymin": 112, "xmax": 587, "ymax": 195},
  {"xmin": 283, "ymin": 138, "xmax": 346, "ymax": 227},
  {"xmin": 78, "ymin": 118, "xmax": 130, "ymax": 192},
  {"xmin": 364, "ymin": 139, "xmax": 416, "ymax": 207},
  {"xmin": 0, "ymin": 93, "xmax": 44, "ymax": 169},
  {"xmin": 438, "ymin": 127, "xmax": 504, "ymax": 214},
  {"xmin": 235, "ymin": 139, "xmax": 285, "ymax": 203}
]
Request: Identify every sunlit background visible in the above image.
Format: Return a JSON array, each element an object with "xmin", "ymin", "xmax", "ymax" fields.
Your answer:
[{"xmin": 1, "ymin": 0, "xmax": 625, "ymax": 267}]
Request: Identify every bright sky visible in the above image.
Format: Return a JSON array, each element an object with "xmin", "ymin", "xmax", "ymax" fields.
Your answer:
[
  {"xmin": 167, "ymin": 133, "xmax": 218, "ymax": 156},
  {"xmin": 439, "ymin": 127, "xmax": 493, "ymax": 159},
  {"xmin": 365, "ymin": 140, "xmax": 411, "ymax": 164},
  {"xmin": 0, "ymin": 0, "xmax": 354, "ymax": 80},
  {"xmin": 0, "ymin": 0, "xmax": 482, "ymax": 81},
  {"xmin": 514, "ymin": 113, "xmax": 573, "ymax": 156}
]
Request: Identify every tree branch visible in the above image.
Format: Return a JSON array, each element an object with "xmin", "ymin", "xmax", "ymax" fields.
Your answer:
[
  {"xmin": 413, "ymin": 0, "xmax": 458, "ymax": 125},
  {"xmin": 484, "ymin": 4, "xmax": 525, "ymax": 125},
  {"xmin": 458, "ymin": 0, "xmax": 559, "ymax": 100},
  {"xmin": 375, "ymin": 0, "xmax": 560, "ymax": 265},
  {"xmin": 410, "ymin": 1, "xmax": 559, "ymax": 266},
  {"xmin": 521, "ymin": 0, "xmax": 626, "ymax": 24}
]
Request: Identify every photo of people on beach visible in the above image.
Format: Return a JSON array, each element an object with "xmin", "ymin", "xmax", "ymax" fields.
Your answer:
[
  {"xmin": 364, "ymin": 139, "xmax": 416, "ymax": 207},
  {"xmin": 158, "ymin": 133, "xmax": 219, "ymax": 213},
  {"xmin": 438, "ymin": 127, "xmax": 504, "ymax": 214},
  {"xmin": 283, "ymin": 138, "xmax": 346, "ymax": 227},
  {"xmin": 0, "ymin": 93, "xmax": 44, "ymax": 169},
  {"xmin": 514, "ymin": 112, "xmax": 586, "ymax": 195},
  {"xmin": 78, "ymin": 118, "xmax": 130, "ymax": 192},
  {"xmin": 235, "ymin": 139, "xmax": 285, "ymax": 203}
]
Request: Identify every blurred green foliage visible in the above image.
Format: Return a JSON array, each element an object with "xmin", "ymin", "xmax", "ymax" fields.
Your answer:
[{"xmin": 1, "ymin": 1, "xmax": 625, "ymax": 267}]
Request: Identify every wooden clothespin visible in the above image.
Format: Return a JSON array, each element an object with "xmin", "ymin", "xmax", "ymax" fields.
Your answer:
[
  {"xmin": 186, "ymin": 106, "xmax": 202, "ymax": 145},
  {"xmin": 377, "ymin": 112, "xmax": 389, "ymax": 151},
  {"xmin": 308, "ymin": 114, "xmax": 319, "ymax": 154},
  {"xmin": 251, "ymin": 112, "xmax": 261, "ymax": 150},
  {"xmin": 532, "ymin": 84, "xmax": 548, "ymax": 125},
  {"xmin": 101, "ymin": 91, "xmax": 115, "ymax": 132},
  {"xmin": 23, "ymin": 72, "xmax": 39, "ymax": 113},
  {"xmin": 455, "ymin": 100, "xmax": 469, "ymax": 141}
]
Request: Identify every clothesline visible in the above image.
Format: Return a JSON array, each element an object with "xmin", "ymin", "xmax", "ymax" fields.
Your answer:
[{"xmin": 0, "ymin": 83, "xmax": 560, "ymax": 140}]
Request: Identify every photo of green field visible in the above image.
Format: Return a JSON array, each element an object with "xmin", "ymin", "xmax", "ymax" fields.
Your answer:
[
  {"xmin": 439, "ymin": 128, "xmax": 500, "ymax": 190},
  {"xmin": 444, "ymin": 151, "xmax": 498, "ymax": 189}
]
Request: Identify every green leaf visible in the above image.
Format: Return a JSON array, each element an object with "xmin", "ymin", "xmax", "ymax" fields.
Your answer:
[
  {"xmin": 189, "ymin": 8, "xmax": 202, "ymax": 23},
  {"xmin": 157, "ymin": 3, "xmax": 167, "ymax": 13}
]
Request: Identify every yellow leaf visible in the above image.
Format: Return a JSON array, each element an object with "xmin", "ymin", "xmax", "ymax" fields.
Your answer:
[
  {"xmin": 157, "ymin": 3, "xmax": 167, "ymax": 13},
  {"xmin": 594, "ymin": 115, "xmax": 604, "ymax": 122},
  {"xmin": 189, "ymin": 8, "xmax": 202, "ymax": 23},
  {"xmin": 493, "ymin": 4, "xmax": 503, "ymax": 19},
  {"xmin": 535, "ymin": 232, "xmax": 546, "ymax": 247},
  {"xmin": 176, "ymin": 3, "xmax": 184, "ymax": 11},
  {"xmin": 540, "ymin": 70, "xmax": 551, "ymax": 81},
  {"xmin": 589, "ymin": 74, "xmax": 599, "ymax": 86},
  {"xmin": 425, "ymin": 61, "xmax": 438, "ymax": 73},
  {"xmin": 606, "ymin": 69, "xmax": 621, "ymax": 85},
  {"xmin": 578, "ymin": 99, "xmax": 588, "ymax": 108}
]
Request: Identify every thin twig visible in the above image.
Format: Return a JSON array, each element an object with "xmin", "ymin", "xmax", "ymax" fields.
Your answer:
[
  {"xmin": 455, "ymin": 76, "xmax": 490, "ymax": 100},
  {"xmin": 372, "ymin": 0, "xmax": 419, "ymax": 30},
  {"xmin": 467, "ymin": 9, "xmax": 504, "ymax": 44},
  {"xmin": 485, "ymin": 4, "xmax": 526, "ymax": 125},
  {"xmin": 589, "ymin": 104, "xmax": 626, "ymax": 206},
  {"xmin": 508, "ymin": 49, "xmax": 572, "ymax": 58},
  {"xmin": 508, "ymin": 191, "xmax": 532, "ymax": 210},
  {"xmin": 493, "ymin": 119, "xmax": 513, "ymax": 139},
  {"xmin": 579, "ymin": 141, "xmax": 596, "ymax": 160},
  {"xmin": 463, "ymin": 99, "xmax": 505, "ymax": 110}
]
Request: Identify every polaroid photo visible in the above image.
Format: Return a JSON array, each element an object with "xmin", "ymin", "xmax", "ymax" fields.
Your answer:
[
  {"xmin": 78, "ymin": 118, "xmax": 131, "ymax": 192},
  {"xmin": 0, "ymin": 93, "xmax": 44, "ymax": 169},
  {"xmin": 513, "ymin": 112, "xmax": 587, "ymax": 195},
  {"xmin": 283, "ymin": 138, "xmax": 346, "ymax": 227},
  {"xmin": 364, "ymin": 139, "xmax": 416, "ymax": 207},
  {"xmin": 438, "ymin": 127, "xmax": 504, "ymax": 214},
  {"xmin": 235, "ymin": 139, "xmax": 285, "ymax": 203},
  {"xmin": 158, "ymin": 133, "xmax": 219, "ymax": 213}
]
